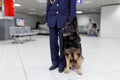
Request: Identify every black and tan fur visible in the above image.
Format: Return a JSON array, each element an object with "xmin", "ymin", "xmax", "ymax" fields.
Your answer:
[{"xmin": 62, "ymin": 17, "xmax": 84, "ymax": 75}]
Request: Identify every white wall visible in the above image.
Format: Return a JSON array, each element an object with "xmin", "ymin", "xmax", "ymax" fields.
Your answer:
[
  {"xmin": 101, "ymin": 5, "xmax": 120, "ymax": 38},
  {"xmin": 77, "ymin": 13, "xmax": 100, "ymax": 29},
  {"xmin": 41, "ymin": 14, "xmax": 101, "ymax": 29}
]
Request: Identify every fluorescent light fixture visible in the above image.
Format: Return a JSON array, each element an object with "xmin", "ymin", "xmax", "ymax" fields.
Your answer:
[
  {"xmin": 28, "ymin": 12, "xmax": 37, "ymax": 14},
  {"xmin": 43, "ymin": 12, "xmax": 46, "ymax": 14},
  {"xmin": 30, "ymin": 8, "xmax": 36, "ymax": 10},
  {"xmin": 37, "ymin": 0, "xmax": 46, "ymax": 3},
  {"xmin": 14, "ymin": 3, "xmax": 21, "ymax": 7},
  {"xmin": 90, "ymin": 9, "xmax": 97, "ymax": 12},
  {"xmin": 39, "ymin": 14, "xmax": 42, "ymax": 15},
  {"xmin": 76, "ymin": 11, "xmax": 83, "ymax": 14},
  {"xmin": 83, "ymin": 1, "xmax": 92, "ymax": 4},
  {"xmin": 76, "ymin": 0, "xmax": 82, "ymax": 4}
]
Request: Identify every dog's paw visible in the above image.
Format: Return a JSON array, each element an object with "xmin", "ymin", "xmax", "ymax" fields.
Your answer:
[
  {"xmin": 64, "ymin": 68, "xmax": 70, "ymax": 73},
  {"xmin": 77, "ymin": 69, "xmax": 82, "ymax": 75}
]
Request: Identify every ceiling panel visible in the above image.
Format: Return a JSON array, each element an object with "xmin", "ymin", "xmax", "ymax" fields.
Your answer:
[{"xmin": 15, "ymin": 0, "xmax": 120, "ymax": 16}]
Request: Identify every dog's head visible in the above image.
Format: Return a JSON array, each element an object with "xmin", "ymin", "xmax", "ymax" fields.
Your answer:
[{"xmin": 62, "ymin": 17, "xmax": 79, "ymax": 38}]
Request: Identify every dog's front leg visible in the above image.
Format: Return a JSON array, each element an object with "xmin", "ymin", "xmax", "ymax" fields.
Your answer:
[
  {"xmin": 64, "ymin": 54, "xmax": 70, "ymax": 73},
  {"xmin": 76, "ymin": 57, "xmax": 82, "ymax": 75}
]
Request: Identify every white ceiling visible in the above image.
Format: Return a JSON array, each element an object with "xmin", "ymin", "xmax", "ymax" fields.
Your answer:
[{"xmin": 15, "ymin": 0, "xmax": 120, "ymax": 16}]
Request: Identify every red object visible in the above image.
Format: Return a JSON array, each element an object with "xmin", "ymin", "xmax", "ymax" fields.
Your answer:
[{"xmin": 4, "ymin": 0, "xmax": 15, "ymax": 16}]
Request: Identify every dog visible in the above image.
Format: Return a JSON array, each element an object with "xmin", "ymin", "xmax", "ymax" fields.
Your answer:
[{"xmin": 62, "ymin": 17, "xmax": 84, "ymax": 75}]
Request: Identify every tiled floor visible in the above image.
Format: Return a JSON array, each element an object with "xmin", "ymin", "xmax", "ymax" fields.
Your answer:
[{"xmin": 0, "ymin": 35, "xmax": 120, "ymax": 80}]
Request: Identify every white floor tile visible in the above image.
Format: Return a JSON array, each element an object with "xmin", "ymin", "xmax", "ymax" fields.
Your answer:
[
  {"xmin": 106, "ymin": 71, "xmax": 120, "ymax": 80},
  {"xmin": 0, "ymin": 44, "xmax": 26, "ymax": 80},
  {"xmin": 85, "ymin": 72, "xmax": 119, "ymax": 80},
  {"xmin": 51, "ymin": 69, "xmax": 86, "ymax": 80},
  {"xmin": 26, "ymin": 67, "xmax": 56, "ymax": 80},
  {"xmin": 0, "ymin": 35, "xmax": 120, "ymax": 80},
  {"xmin": 70, "ymin": 77, "xmax": 88, "ymax": 80}
]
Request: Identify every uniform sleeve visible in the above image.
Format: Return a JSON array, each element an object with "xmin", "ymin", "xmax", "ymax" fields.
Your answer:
[
  {"xmin": 70, "ymin": 0, "xmax": 76, "ymax": 21},
  {"xmin": 45, "ymin": 0, "xmax": 51, "ymax": 22}
]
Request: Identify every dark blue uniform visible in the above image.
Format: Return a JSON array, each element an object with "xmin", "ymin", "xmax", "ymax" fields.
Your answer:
[{"xmin": 46, "ymin": 0, "xmax": 76, "ymax": 69}]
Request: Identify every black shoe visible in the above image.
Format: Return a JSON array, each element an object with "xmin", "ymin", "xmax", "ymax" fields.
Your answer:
[
  {"xmin": 58, "ymin": 67, "xmax": 64, "ymax": 73},
  {"xmin": 49, "ymin": 65, "xmax": 57, "ymax": 70}
]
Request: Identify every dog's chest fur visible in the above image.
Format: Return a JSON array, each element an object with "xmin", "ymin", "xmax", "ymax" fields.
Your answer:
[{"xmin": 64, "ymin": 35, "xmax": 81, "ymax": 49}]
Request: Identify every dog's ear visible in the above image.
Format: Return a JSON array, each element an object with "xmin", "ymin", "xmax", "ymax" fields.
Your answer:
[
  {"xmin": 72, "ymin": 17, "xmax": 78, "ymax": 26},
  {"xmin": 72, "ymin": 17, "xmax": 80, "ymax": 35}
]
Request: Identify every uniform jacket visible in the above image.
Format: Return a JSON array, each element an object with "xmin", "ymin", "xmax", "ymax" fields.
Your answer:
[{"xmin": 46, "ymin": 0, "xmax": 76, "ymax": 28}]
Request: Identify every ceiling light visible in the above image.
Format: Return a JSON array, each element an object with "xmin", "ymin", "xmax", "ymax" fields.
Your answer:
[
  {"xmin": 90, "ymin": 9, "xmax": 97, "ymax": 12},
  {"xmin": 37, "ymin": 0, "xmax": 46, "ymax": 3},
  {"xmin": 28, "ymin": 12, "xmax": 37, "ymax": 14},
  {"xmin": 76, "ymin": 0, "xmax": 82, "ymax": 4},
  {"xmin": 30, "ymin": 8, "xmax": 36, "ymax": 10},
  {"xmin": 39, "ymin": 14, "xmax": 42, "ymax": 15},
  {"xmin": 76, "ymin": 11, "xmax": 83, "ymax": 14},
  {"xmin": 14, "ymin": 3, "xmax": 21, "ymax": 7},
  {"xmin": 83, "ymin": 1, "xmax": 92, "ymax": 4},
  {"xmin": 43, "ymin": 12, "xmax": 46, "ymax": 14}
]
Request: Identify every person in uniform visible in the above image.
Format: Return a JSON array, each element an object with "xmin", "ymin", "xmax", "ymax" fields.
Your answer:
[
  {"xmin": 45, "ymin": 0, "xmax": 76, "ymax": 73},
  {"xmin": 87, "ymin": 19, "xmax": 93, "ymax": 35}
]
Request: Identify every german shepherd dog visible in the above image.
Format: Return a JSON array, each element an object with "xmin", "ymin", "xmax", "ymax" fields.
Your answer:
[{"xmin": 62, "ymin": 17, "xmax": 84, "ymax": 75}]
